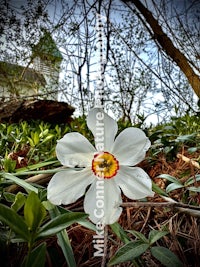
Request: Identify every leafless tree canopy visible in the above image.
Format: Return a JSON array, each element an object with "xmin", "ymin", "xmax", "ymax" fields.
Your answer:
[{"xmin": 0, "ymin": 0, "xmax": 199, "ymax": 124}]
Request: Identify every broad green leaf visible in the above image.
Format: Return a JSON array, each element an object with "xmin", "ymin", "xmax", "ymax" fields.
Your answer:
[
  {"xmin": 50, "ymin": 204, "xmax": 96, "ymax": 231},
  {"xmin": 0, "ymin": 203, "xmax": 30, "ymax": 241},
  {"xmin": 11, "ymin": 192, "xmax": 26, "ymax": 212},
  {"xmin": 33, "ymin": 132, "xmax": 40, "ymax": 146},
  {"xmin": 148, "ymin": 230, "xmax": 169, "ymax": 245},
  {"xmin": 127, "ymin": 230, "xmax": 148, "ymax": 243},
  {"xmin": 110, "ymin": 222, "xmax": 130, "ymax": 244},
  {"xmin": 152, "ymin": 182, "xmax": 168, "ymax": 196},
  {"xmin": 22, "ymin": 242, "xmax": 46, "ymax": 267},
  {"xmin": 27, "ymin": 137, "xmax": 35, "ymax": 147},
  {"xmin": 158, "ymin": 174, "xmax": 182, "ymax": 185},
  {"xmin": 38, "ymin": 212, "xmax": 87, "ymax": 238},
  {"xmin": 166, "ymin": 183, "xmax": 184, "ymax": 193},
  {"xmin": 2, "ymin": 173, "xmax": 38, "ymax": 193},
  {"xmin": 24, "ymin": 191, "xmax": 46, "ymax": 232},
  {"xmin": 151, "ymin": 246, "xmax": 183, "ymax": 267},
  {"xmin": 3, "ymin": 158, "xmax": 16, "ymax": 172},
  {"xmin": 108, "ymin": 241, "xmax": 149, "ymax": 266},
  {"xmin": 41, "ymin": 134, "xmax": 54, "ymax": 144},
  {"xmin": 42, "ymin": 200, "xmax": 55, "ymax": 211}
]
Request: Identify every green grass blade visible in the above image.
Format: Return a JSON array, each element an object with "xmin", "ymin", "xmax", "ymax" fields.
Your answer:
[
  {"xmin": 152, "ymin": 181, "xmax": 168, "ymax": 196},
  {"xmin": 48, "ymin": 206, "xmax": 77, "ymax": 267},
  {"xmin": 16, "ymin": 160, "xmax": 59, "ymax": 173},
  {"xmin": 2, "ymin": 173, "xmax": 38, "ymax": 193}
]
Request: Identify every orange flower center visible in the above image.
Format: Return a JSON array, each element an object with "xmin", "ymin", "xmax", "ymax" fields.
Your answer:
[{"xmin": 92, "ymin": 152, "xmax": 119, "ymax": 179}]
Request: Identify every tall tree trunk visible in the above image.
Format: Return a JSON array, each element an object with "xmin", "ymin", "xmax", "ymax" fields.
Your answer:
[{"xmin": 122, "ymin": 0, "xmax": 200, "ymax": 98}]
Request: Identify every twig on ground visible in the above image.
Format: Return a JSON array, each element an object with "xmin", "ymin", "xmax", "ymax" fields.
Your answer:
[
  {"xmin": 6, "ymin": 173, "xmax": 52, "ymax": 192},
  {"xmin": 121, "ymin": 198, "xmax": 200, "ymax": 217},
  {"xmin": 177, "ymin": 153, "xmax": 200, "ymax": 169}
]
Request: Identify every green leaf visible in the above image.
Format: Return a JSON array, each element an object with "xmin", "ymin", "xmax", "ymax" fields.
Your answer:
[
  {"xmin": 51, "ymin": 204, "xmax": 96, "ymax": 231},
  {"xmin": 11, "ymin": 192, "xmax": 26, "ymax": 212},
  {"xmin": 3, "ymin": 158, "xmax": 16, "ymax": 172},
  {"xmin": 188, "ymin": 147, "xmax": 198, "ymax": 153},
  {"xmin": 151, "ymin": 246, "xmax": 183, "ymax": 267},
  {"xmin": 41, "ymin": 134, "xmax": 54, "ymax": 144},
  {"xmin": 158, "ymin": 174, "xmax": 182, "ymax": 184},
  {"xmin": 152, "ymin": 181, "xmax": 168, "ymax": 196},
  {"xmin": 2, "ymin": 173, "xmax": 38, "ymax": 193},
  {"xmin": 49, "ymin": 206, "xmax": 76, "ymax": 267},
  {"xmin": 175, "ymin": 134, "xmax": 196, "ymax": 143},
  {"xmin": 0, "ymin": 203, "xmax": 30, "ymax": 241},
  {"xmin": 3, "ymin": 192, "xmax": 16, "ymax": 202},
  {"xmin": 33, "ymin": 131, "xmax": 40, "ymax": 146},
  {"xmin": 78, "ymin": 218, "xmax": 96, "ymax": 231},
  {"xmin": 24, "ymin": 191, "xmax": 46, "ymax": 232},
  {"xmin": 38, "ymin": 212, "xmax": 87, "ymax": 238},
  {"xmin": 23, "ymin": 242, "xmax": 46, "ymax": 267},
  {"xmin": 185, "ymin": 175, "xmax": 200, "ymax": 186},
  {"xmin": 110, "ymin": 222, "xmax": 131, "ymax": 244},
  {"xmin": 39, "ymin": 129, "xmax": 49, "ymax": 138},
  {"xmin": 166, "ymin": 183, "xmax": 184, "ymax": 193},
  {"xmin": 127, "ymin": 230, "xmax": 148, "ymax": 243},
  {"xmin": 42, "ymin": 200, "xmax": 55, "ymax": 211},
  {"xmin": 148, "ymin": 230, "xmax": 169, "ymax": 245},
  {"xmin": 57, "ymin": 230, "xmax": 76, "ymax": 267},
  {"xmin": 187, "ymin": 186, "xmax": 200, "ymax": 193},
  {"xmin": 108, "ymin": 241, "xmax": 149, "ymax": 266},
  {"xmin": 16, "ymin": 160, "xmax": 58, "ymax": 174},
  {"xmin": 27, "ymin": 137, "xmax": 35, "ymax": 147}
]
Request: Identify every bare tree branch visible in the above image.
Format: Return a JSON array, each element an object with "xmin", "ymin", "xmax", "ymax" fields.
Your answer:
[{"xmin": 122, "ymin": 0, "xmax": 200, "ymax": 98}]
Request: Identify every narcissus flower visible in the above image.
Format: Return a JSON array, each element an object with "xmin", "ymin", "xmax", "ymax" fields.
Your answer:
[{"xmin": 47, "ymin": 108, "xmax": 154, "ymax": 225}]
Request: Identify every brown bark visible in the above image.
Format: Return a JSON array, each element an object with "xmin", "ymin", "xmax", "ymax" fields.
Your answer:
[
  {"xmin": 0, "ymin": 99, "xmax": 75, "ymax": 123},
  {"xmin": 122, "ymin": 0, "xmax": 200, "ymax": 98}
]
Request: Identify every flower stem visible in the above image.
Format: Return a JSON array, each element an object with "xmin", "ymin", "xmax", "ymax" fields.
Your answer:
[
  {"xmin": 101, "ymin": 225, "xmax": 108, "ymax": 267},
  {"xmin": 25, "ymin": 240, "xmax": 33, "ymax": 267}
]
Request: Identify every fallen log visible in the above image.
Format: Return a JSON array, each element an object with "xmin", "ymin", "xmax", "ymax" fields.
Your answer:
[{"xmin": 0, "ymin": 99, "xmax": 75, "ymax": 123}]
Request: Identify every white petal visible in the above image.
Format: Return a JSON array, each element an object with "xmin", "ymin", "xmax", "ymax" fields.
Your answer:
[
  {"xmin": 111, "ymin": 127, "xmax": 151, "ymax": 166},
  {"xmin": 56, "ymin": 132, "xmax": 96, "ymax": 167},
  {"xmin": 115, "ymin": 166, "xmax": 154, "ymax": 199},
  {"xmin": 87, "ymin": 108, "xmax": 118, "ymax": 151},
  {"xmin": 84, "ymin": 178, "xmax": 122, "ymax": 225},
  {"xmin": 47, "ymin": 168, "xmax": 95, "ymax": 205}
]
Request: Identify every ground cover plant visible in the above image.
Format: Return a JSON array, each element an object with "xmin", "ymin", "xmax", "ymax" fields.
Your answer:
[{"xmin": 0, "ymin": 113, "xmax": 200, "ymax": 267}]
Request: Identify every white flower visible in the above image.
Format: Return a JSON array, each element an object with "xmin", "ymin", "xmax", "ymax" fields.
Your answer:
[{"xmin": 47, "ymin": 108, "xmax": 154, "ymax": 225}]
